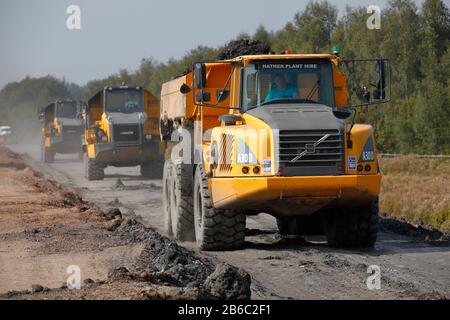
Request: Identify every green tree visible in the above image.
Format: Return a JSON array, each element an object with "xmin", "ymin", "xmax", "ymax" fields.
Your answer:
[
  {"xmin": 0, "ymin": 76, "xmax": 73, "ymax": 141},
  {"xmin": 253, "ymin": 25, "xmax": 272, "ymax": 46},
  {"xmin": 273, "ymin": 1, "xmax": 338, "ymax": 53},
  {"xmin": 420, "ymin": 0, "xmax": 450, "ymax": 81},
  {"xmin": 416, "ymin": 79, "xmax": 450, "ymax": 154}
]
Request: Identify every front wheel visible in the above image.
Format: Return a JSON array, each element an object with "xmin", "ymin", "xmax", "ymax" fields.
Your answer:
[
  {"xmin": 325, "ymin": 200, "xmax": 379, "ymax": 248},
  {"xmin": 84, "ymin": 154, "xmax": 104, "ymax": 181},
  {"xmin": 193, "ymin": 164, "xmax": 246, "ymax": 251}
]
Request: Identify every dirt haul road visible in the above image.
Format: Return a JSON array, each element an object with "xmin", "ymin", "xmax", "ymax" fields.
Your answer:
[
  {"xmin": 5, "ymin": 144, "xmax": 450, "ymax": 300},
  {"xmin": 0, "ymin": 147, "xmax": 251, "ymax": 300}
]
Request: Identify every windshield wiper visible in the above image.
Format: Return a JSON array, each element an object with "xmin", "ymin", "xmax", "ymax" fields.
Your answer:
[{"xmin": 260, "ymin": 98, "xmax": 319, "ymax": 106}]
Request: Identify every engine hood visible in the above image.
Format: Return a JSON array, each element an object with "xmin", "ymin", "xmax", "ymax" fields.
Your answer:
[{"xmin": 246, "ymin": 104, "xmax": 344, "ymax": 131}]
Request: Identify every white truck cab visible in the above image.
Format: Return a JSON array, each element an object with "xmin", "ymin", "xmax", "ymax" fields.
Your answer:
[{"xmin": 0, "ymin": 126, "xmax": 12, "ymax": 137}]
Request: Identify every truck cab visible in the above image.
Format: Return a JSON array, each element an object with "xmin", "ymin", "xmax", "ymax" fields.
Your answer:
[{"xmin": 83, "ymin": 85, "xmax": 163, "ymax": 180}]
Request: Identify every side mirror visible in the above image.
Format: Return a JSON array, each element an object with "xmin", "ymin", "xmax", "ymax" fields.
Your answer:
[
  {"xmin": 373, "ymin": 60, "xmax": 386, "ymax": 100},
  {"xmin": 341, "ymin": 58, "xmax": 390, "ymax": 108},
  {"xmin": 332, "ymin": 108, "xmax": 353, "ymax": 120},
  {"xmin": 194, "ymin": 63, "xmax": 207, "ymax": 89}
]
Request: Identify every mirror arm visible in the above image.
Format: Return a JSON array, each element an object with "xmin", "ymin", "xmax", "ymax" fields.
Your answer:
[{"xmin": 346, "ymin": 109, "xmax": 357, "ymax": 149}]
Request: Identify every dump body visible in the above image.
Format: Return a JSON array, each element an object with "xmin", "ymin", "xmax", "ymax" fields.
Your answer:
[
  {"xmin": 160, "ymin": 53, "xmax": 384, "ymax": 250},
  {"xmin": 83, "ymin": 85, "xmax": 164, "ymax": 180}
]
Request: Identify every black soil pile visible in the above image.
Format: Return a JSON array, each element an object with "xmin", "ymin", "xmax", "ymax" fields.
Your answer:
[
  {"xmin": 218, "ymin": 39, "xmax": 272, "ymax": 60},
  {"xmin": 115, "ymin": 218, "xmax": 252, "ymax": 300},
  {"xmin": 380, "ymin": 216, "xmax": 449, "ymax": 243}
]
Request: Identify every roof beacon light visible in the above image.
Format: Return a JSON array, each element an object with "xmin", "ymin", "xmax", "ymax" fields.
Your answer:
[{"xmin": 332, "ymin": 46, "xmax": 341, "ymax": 56}]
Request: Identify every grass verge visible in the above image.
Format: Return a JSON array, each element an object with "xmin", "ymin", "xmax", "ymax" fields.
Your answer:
[{"xmin": 380, "ymin": 156, "xmax": 450, "ymax": 232}]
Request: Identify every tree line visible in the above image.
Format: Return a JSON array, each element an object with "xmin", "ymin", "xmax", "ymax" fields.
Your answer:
[{"xmin": 0, "ymin": 0, "xmax": 448, "ymax": 153}]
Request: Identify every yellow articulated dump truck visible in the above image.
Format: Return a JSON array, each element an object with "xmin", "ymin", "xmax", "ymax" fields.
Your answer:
[
  {"xmin": 160, "ymin": 51, "xmax": 389, "ymax": 251},
  {"xmin": 39, "ymin": 100, "xmax": 83, "ymax": 163},
  {"xmin": 83, "ymin": 85, "xmax": 164, "ymax": 181}
]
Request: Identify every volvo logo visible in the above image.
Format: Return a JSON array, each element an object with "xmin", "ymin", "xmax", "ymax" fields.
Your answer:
[{"xmin": 290, "ymin": 134, "xmax": 331, "ymax": 163}]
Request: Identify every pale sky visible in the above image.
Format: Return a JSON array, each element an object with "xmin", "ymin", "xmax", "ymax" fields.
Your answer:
[{"xmin": 0, "ymin": 0, "xmax": 427, "ymax": 89}]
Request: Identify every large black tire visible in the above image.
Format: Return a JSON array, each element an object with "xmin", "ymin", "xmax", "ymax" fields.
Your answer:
[
  {"xmin": 163, "ymin": 161, "xmax": 173, "ymax": 236},
  {"xmin": 325, "ymin": 200, "xmax": 379, "ymax": 248},
  {"xmin": 84, "ymin": 154, "xmax": 104, "ymax": 181},
  {"xmin": 140, "ymin": 160, "xmax": 164, "ymax": 179},
  {"xmin": 193, "ymin": 164, "xmax": 246, "ymax": 251},
  {"xmin": 276, "ymin": 219, "xmax": 290, "ymax": 234},
  {"xmin": 168, "ymin": 162, "xmax": 195, "ymax": 241},
  {"xmin": 277, "ymin": 214, "xmax": 325, "ymax": 236}
]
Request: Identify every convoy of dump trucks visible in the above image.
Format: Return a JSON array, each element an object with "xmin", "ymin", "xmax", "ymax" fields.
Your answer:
[{"xmin": 30, "ymin": 49, "xmax": 389, "ymax": 251}]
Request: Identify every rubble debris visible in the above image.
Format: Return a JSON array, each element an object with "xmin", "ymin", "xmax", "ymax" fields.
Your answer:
[{"xmin": 218, "ymin": 39, "xmax": 271, "ymax": 60}]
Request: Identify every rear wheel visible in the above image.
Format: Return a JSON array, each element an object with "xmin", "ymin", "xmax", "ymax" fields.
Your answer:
[
  {"xmin": 193, "ymin": 164, "xmax": 246, "ymax": 251},
  {"xmin": 84, "ymin": 154, "xmax": 104, "ymax": 181},
  {"xmin": 325, "ymin": 200, "xmax": 379, "ymax": 248},
  {"xmin": 168, "ymin": 163, "xmax": 195, "ymax": 241}
]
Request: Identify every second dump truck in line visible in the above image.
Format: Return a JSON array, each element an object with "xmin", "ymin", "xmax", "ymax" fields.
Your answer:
[{"xmin": 82, "ymin": 85, "xmax": 164, "ymax": 180}]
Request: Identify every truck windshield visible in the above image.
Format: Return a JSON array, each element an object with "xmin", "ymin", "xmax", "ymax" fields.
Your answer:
[
  {"xmin": 242, "ymin": 60, "xmax": 335, "ymax": 111},
  {"xmin": 56, "ymin": 101, "xmax": 78, "ymax": 118},
  {"xmin": 105, "ymin": 89, "xmax": 144, "ymax": 113}
]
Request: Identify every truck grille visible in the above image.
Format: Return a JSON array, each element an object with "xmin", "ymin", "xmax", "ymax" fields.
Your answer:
[
  {"xmin": 113, "ymin": 124, "xmax": 141, "ymax": 145},
  {"xmin": 277, "ymin": 129, "xmax": 345, "ymax": 176}
]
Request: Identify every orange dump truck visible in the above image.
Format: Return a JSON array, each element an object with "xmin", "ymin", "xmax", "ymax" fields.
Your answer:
[{"xmin": 160, "ymin": 52, "xmax": 388, "ymax": 251}]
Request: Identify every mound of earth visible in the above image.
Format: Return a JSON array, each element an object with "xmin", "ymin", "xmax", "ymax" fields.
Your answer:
[{"xmin": 218, "ymin": 39, "xmax": 272, "ymax": 60}]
